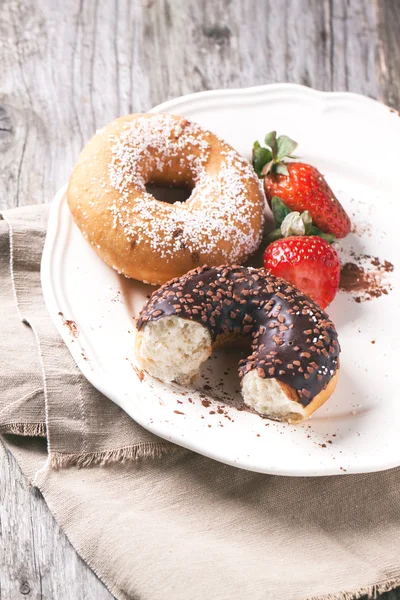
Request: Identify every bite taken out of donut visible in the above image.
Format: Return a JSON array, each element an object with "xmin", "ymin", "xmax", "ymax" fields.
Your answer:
[
  {"xmin": 135, "ymin": 265, "xmax": 340, "ymax": 423},
  {"xmin": 67, "ymin": 113, "xmax": 265, "ymax": 285}
]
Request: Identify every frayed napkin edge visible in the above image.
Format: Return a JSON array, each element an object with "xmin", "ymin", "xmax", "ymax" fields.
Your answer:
[
  {"xmin": 50, "ymin": 441, "xmax": 182, "ymax": 469},
  {"xmin": 305, "ymin": 575, "xmax": 400, "ymax": 600},
  {"xmin": 0, "ymin": 422, "xmax": 47, "ymax": 437}
]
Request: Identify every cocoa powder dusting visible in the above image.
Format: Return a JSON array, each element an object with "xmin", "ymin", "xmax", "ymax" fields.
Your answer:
[
  {"xmin": 58, "ymin": 312, "xmax": 79, "ymax": 338},
  {"xmin": 351, "ymin": 221, "xmax": 372, "ymax": 238},
  {"xmin": 339, "ymin": 254, "xmax": 394, "ymax": 302},
  {"xmin": 133, "ymin": 365, "xmax": 144, "ymax": 382}
]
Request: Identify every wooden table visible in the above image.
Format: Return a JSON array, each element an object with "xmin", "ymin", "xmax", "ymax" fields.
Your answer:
[{"xmin": 1, "ymin": 1, "xmax": 399, "ymax": 598}]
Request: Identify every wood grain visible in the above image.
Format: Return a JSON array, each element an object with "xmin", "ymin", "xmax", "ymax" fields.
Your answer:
[
  {"xmin": 0, "ymin": 444, "xmax": 112, "ymax": 599},
  {"xmin": 1, "ymin": 0, "xmax": 400, "ymax": 598},
  {"xmin": 376, "ymin": 0, "xmax": 400, "ymax": 109}
]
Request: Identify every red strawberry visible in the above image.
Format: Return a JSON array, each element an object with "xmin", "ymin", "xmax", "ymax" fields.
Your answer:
[
  {"xmin": 263, "ymin": 236, "xmax": 340, "ymax": 309},
  {"xmin": 264, "ymin": 163, "xmax": 350, "ymax": 238},
  {"xmin": 252, "ymin": 132, "xmax": 351, "ymax": 238}
]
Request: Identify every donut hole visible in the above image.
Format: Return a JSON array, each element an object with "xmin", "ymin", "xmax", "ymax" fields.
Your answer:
[{"xmin": 145, "ymin": 182, "xmax": 193, "ymax": 205}]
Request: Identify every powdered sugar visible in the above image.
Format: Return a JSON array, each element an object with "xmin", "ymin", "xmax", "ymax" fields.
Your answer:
[{"xmin": 105, "ymin": 114, "xmax": 263, "ymax": 260}]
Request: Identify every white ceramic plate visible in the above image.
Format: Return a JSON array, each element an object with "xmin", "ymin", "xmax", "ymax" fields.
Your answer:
[{"xmin": 41, "ymin": 84, "xmax": 400, "ymax": 476}]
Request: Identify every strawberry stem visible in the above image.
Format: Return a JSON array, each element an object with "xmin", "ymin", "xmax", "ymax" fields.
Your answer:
[
  {"xmin": 267, "ymin": 196, "xmax": 335, "ymax": 245},
  {"xmin": 252, "ymin": 131, "xmax": 298, "ymax": 177}
]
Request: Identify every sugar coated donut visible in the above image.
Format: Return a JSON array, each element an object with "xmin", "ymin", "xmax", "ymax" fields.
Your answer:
[
  {"xmin": 136, "ymin": 265, "xmax": 340, "ymax": 423},
  {"xmin": 67, "ymin": 113, "xmax": 264, "ymax": 284}
]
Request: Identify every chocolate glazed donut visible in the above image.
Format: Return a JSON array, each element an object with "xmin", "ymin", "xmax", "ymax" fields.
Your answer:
[{"xmin": 135, "ymin": 265, "xmax": 340, "ymax": 422}]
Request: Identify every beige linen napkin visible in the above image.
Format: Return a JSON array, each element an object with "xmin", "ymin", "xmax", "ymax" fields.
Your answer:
[
  {"xmin": 1, "ymin": 205, "xmax": 400, "ymax": 600},
  {"xmin": 0, "ymin": 205, "xmax": 175, "ymax": 466}
]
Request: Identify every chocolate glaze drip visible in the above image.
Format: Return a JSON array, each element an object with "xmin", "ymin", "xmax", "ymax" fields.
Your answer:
[{"xmin": 136, "ymin": 265, "xmax": 340, "ymax": 406}]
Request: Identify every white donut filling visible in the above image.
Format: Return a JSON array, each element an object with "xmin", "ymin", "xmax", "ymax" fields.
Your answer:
[
  {"xmin": 241, "ymin": 369, "xmax": 306, "ymax": 423},
  {"xmin": 136, "ymin": 316, "xmax": 212, "ymax": 385}
]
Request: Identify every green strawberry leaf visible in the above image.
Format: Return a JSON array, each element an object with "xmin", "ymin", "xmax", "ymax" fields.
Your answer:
[
  {"xmin": 252, "ymin": 142, "xmax": 272, "ymax": 178},
  {"xmin": 264, "ymin": 131, "xmax": 278, "ymax": 156},
  {"xmin": 308, "ymin": 224, "xmax": 335, "ymax": 244},
  {"xmin": 261, "ymin": 159, "xmax": 274, "ymax": 176},
  {"xmin": 271, "ymin": 196, "xmax": 292, "ymax": 226},
  {"xmin": 273, "ymin": 163, "xmax": 289, "ymax": 176},
  {"xmin": 276, "ymin": 135, "xmax": 298, "ymax": 161},
  {"xmin": 318, "ymin": 232, "xmax": 335, "ymax": 244},
  {"xmin": 266, "ymin": 228, "xmax": 283, "ymax": 243},
  {"xmin": 253, "ymin": 132, "xmax": 298, "ymax": 178}
]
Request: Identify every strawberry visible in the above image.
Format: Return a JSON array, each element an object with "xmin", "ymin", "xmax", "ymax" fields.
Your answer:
[
  {"xmin": 253, "ymin": 131, "xmax": 351, "ymax": 238},
  {"xmin": 263, "ymin": 236, "xmax": 340, "ymax": 309},
  {"xmin": 264, "ymin": 163, "xmax": 351, "ymax": 238}
]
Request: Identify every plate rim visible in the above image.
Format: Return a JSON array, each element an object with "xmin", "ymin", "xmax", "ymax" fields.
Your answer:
[
  {"xmin": 149, "ymin": 82, "xmax": 393, "ymax": 115},
  {"xmin": 41, "ymin": 83, "xmax": 400, "ymax": 476}
]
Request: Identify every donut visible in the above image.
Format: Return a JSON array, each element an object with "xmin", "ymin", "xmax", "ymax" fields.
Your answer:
[
  {"xmin": 67, "ymin": 113, "xmax": 264, "ymax": 285},
  {"xmin": 135, "ymin": 265, "xmax": 340, "ymax": 423}
]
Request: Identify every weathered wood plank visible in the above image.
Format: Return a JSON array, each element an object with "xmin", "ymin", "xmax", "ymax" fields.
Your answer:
[
  {"xmin": 330, "ymin": 0, "xmax": 380, "ymax": 98},
  {"xmin": 1, "ymin": 0, "xmax": 400, "ymax": 598},
  {"xmin": 0, "ymin": 444, "xmax": 114, "ymax": 600},
  {"xmin": 376, "ymin": 0, "xmax": 400, "ymax": 109}
]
